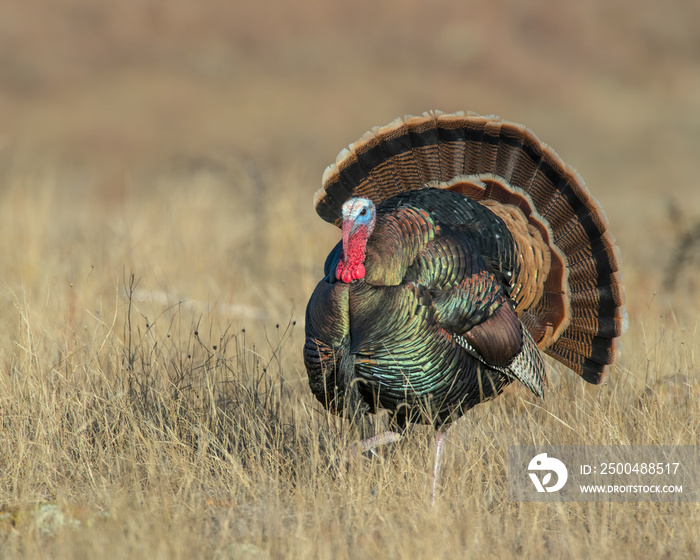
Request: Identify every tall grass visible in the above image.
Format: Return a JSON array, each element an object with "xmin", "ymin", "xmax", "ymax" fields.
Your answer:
[{"xmin": 0, "ymin": 158, "xmax": 697, "ymax": 559}]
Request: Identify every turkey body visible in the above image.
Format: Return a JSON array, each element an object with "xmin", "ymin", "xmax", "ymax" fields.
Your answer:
[
  {"xmin": 306, "ymin": 189, "xmax": 526, "ymax": 426},
  {"xmin": 304, "ymin": 111, "xmax": 626, "ymax": 429}
]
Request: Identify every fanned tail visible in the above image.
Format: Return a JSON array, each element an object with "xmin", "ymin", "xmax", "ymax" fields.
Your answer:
[{"xmin": 314, "ymin": 111, "xmax": 626, "ymax": 383}]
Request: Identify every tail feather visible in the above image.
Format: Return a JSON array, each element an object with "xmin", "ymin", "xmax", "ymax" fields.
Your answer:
[
  {"xmin": 489, "ymin": 121, "xmax": 527, "ymax": 183},
  {"xmin": 315, "ymin": 111, "xmax": 626, "ymax": 382},
  {"xmin": 569, "ymin": 275, "xmax": 625, "ymax": 307},
  {"xmin": 566, "ymin": 241, "xmax": 619, "ymax": 273},
  {"xmin": 545, "ymin": 343, "xmax": 617, "ymax": 385},
  {"xmin": 553, "ymin": 331, "xmax": 616, "ymax": 362},
  {"xmin": 436, "ymin": 123, "xmax": 467, "ymax": 178}
]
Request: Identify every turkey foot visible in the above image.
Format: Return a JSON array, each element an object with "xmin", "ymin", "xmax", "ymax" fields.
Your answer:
[
  {"xmin": 340, "ymin": 430, "xmax": 403, "ymax": 469},
  {"xmin": 431, "ymin": 427, "xmax": 451, "ymax": 505}
]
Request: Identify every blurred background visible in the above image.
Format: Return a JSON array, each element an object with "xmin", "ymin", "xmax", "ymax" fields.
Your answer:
[
  {"xmin": 1, "ymin": 4, "xmax": 699, "ymax": 554},
  {"xmin": 1, "ymin": 0, "xmax": 699, "ymax": 332}
]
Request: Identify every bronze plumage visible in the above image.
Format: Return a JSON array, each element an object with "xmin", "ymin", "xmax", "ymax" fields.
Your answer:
[{"xmin": 303, "ymin": 111, "xmax": 626, "ymax": 500}]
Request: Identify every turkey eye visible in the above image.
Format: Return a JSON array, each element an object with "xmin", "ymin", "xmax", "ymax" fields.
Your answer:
[{"xmin": 360, "ymin": 208, "xmax": 367, "ymax": 216}]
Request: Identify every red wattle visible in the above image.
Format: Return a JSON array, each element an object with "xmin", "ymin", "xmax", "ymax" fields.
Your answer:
[{"xmin": 336, "ymin": 225, "xmax": 369, "ymax": 283}]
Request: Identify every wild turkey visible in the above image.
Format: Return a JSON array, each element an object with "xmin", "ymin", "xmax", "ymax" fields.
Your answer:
[{"xmin": 303, "ymin": 111, "xmax": 626, "ymax": 501}]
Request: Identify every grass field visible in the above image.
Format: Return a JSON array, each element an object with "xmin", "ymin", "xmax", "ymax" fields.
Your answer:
[{"xmin": 1, "ymin": 1, "xmax": 699, "ymax": 558}]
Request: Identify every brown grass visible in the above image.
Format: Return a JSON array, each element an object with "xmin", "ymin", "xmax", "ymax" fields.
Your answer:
[{"xmin": 0, "ymin": 1, "xmax": 699, "ymax": 558}]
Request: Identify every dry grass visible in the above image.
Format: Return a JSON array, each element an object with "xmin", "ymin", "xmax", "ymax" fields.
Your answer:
[
  {"xmin": 0, "ymin": 1, "xmax": 699, "ymax": 558},
  {"xmin": 0, "ymin": 155, "xmax": 697, "ymax": 560}
]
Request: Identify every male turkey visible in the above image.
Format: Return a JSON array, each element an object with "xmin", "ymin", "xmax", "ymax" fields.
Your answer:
[{"xmin": 303, "ymin": 111, "xmax": 626, "ymax": 501}]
